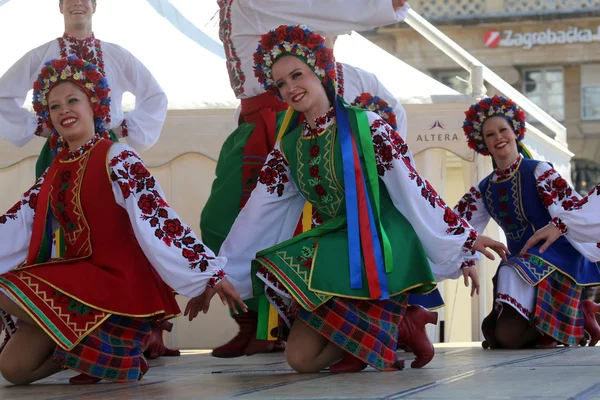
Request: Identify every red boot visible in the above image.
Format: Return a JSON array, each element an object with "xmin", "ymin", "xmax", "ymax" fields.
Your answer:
[
  {"xmin": 397, "ymin": 306, "xmax": 437, "ymax": 369},
  {"xmin": 144, "ymin": 320, "xmax": 180, "ymax": 359},
  {"xmin": 212, "ymin": 311, "xmax": 282, "ymax": 358},
  {"xmin": 329, "ymin": 353, "xmax": 367, "ymax": 373},
  {"xmin": 69, "ymin": 374, "xmax": 102, "ymax": 385},
  {"xmin": 582, "ymin": 300, "xmax": 600, "ymax": 347}
]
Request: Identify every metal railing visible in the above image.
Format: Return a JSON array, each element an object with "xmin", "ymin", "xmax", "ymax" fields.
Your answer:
[{"xmin": 404, "ymin": 8, "xmax": 568, "ymax": 144}]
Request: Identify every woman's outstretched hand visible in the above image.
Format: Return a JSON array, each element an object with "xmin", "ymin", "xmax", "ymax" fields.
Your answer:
[
  {"xmin": 473, "ymin": 235, "xmax": 510, "ymax": 262},
  {"xmin": 462, "ymin": 267, "xmax": 480, "ymax": 297},
  {"xmin": 184, "ymin": 278, "xmax": 247, "ymax": 321},
  {"xmin": 520, "ymin": 224, "xmax": 562, "ymax": 256}
]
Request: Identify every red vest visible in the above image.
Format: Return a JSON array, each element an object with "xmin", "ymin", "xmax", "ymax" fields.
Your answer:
[{"xmin": 22, "ymin": 139, "xmax": 180, "ymax": 319}]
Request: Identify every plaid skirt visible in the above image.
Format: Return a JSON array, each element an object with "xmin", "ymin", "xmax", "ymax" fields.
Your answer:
[
  {"xmin": 494, "ymin": 268, "xmax": 583, "ymax": 346},
  {"xmin": 297, "ymin": 294, "xmax": 408, "ymax": 371},
  {"xmin": 52, "ymin": 315, "xmax": 152, "ymax": 382}
]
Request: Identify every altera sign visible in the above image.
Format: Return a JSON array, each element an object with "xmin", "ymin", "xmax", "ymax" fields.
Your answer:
[{"xmin": 484, "ymin": 26, "xmax": 600, "ymax": 50}]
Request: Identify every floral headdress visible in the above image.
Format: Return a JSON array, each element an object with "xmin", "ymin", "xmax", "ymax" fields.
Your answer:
[
  {"xmin": 253, "ymin": 25, "xmax": 336, "ymax": 98},
  {"xmin": 463, "ymin": 95, "xmax": 526, "ymax": 156},
  {"xmin": 32, "ymin": 56, "xmax": 111, "ymax": 152},
  {"xmin": 352, "ymin": 93, "xmax": 397, "ymax": 131}
]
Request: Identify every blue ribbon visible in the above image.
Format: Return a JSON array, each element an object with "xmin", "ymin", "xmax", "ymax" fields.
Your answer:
[{"xmin": 336, "ymin": 97, "xmax": 363, "ymax": 290}]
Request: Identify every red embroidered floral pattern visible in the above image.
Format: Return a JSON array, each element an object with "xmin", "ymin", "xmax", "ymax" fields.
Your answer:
[
  {"xmin": 536, "ymin": 167, "xmax": 578, "ymax": 209},
  {"xmin": 460, "ymin": 259, "xmax": 476, "ymax": 270},
  {"xmin": 371, "ymin": 119, "xmax": 476, "ymax": 252},
  {"xmin": 109, "ymin": 150, "xmax": 216, "ymax": 271},
  {"xmin": 259, "ymin": 148, "xmax": 289, "ymax": 197},
  {"xmin": 0, "ymin": 173, "xmax": 45, "ymax": 224},
  {"xmin": 119, "ymin": 119, "xmax": 129, "ymax": 138},
  {"xmin": 58, "ymin": 33, "xmax": 105, "ymax": 75},
  {"xmin": 493, "ymin": 155, "xmax": 521, "ymax": 179},
  {"xmin": 207, "ymin": 269, "xmax": 226, "ymax": 288},
  {"xmin": 218, "ymin": 0, "xmax": 245, "ymax": 97},
  {"xmin": 456, "ymin": 186, "xmax": 483, "ymax": 222},
  {"xmin": 302, "ymin": 108, "xmax": 336, "ymax": 138},
  {"xmin": 335, "ymin": 62, "xmax": 345, "ymax": 97},
  {"xmin": 65, "ymin": 134, "xmax": 107, "ymax": 160},
  {"xmin": 496, "ymin": 292, "xmax": 532, "ymax": 318},
  {"xmin": 550, "ymin": 217, "xmax": 568, "ymax": 235}
]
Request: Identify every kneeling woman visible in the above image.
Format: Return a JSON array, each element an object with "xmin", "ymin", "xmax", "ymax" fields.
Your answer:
[
  {"xmin": 454, "ymin": 95, "xmax": 600, "ymax": 349},
  {"xmin": 195, "ymin": 26, "xmax": 507, "ymax": 373},
  {"xmin": 0, "ymin": 57, "xmax": 240, "ymax": 385}
]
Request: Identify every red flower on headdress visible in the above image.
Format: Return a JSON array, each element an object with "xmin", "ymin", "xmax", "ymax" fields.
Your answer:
[
  {"xmin": 306, "ymin": 33, "xmax": 324, "ymax": 49},
  {"xmin": 289, "ymin": 26, "xmax": 307, "ymax": 43},
  {"xmin": 33, "ymin": 79, "xmax": 43, "ymax": 92},
  {"xmin": 463, "ymin": 125, "xmax": 474, "ymax": 135},
  {"xmin": 83, "ymin": 68, "xmax": 103, "ymax": 83},
  {"xmin": 315, "ymin": 48, "xmax": 331, "ymax": 70},
  {"xmin": 491, "ymin": 95, "xmax": 503, "ymax": 107},
  {"xmin": 260, "ymin": 34, "xmax": 276, "ymax": 52},
  {"xmin": 514, "ymin": 109, "xmax": 526, "ymax": 122},
  {"xmin": 478, "ymin": 100, "xmax": 491, "ymax": 110},
  {"xmin": 51, "ymin": 58, "xmax": 69, "ymax": 71},
  {"xmin": 253, "ymin": 51, "xmax": 263, "ymax": 66},
  {"xmin": 71, "ymin": 57, "xmax": 85, "ymax": 69},
  {"xmin": 275, "ymin": 25, "xmax": 288, "ymax": 43},
  {"xmin": 505, "ymin": 98, "xmax": 515, "ymax": 108},
  {"xmin": 465, "ymin": 108, "xmax": 478, "ymax": 122}
]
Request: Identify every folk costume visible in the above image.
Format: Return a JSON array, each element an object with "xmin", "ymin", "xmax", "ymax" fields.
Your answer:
[
  {"xmin": 205, "ymin": 0, "xmax": 411, "ymax": 358},
  {"xmin": 0, "ymin": 32, "xmax": 173, "ymax": 358},
  {"xmin": 219, "ymin": 26, "xmax": 481, "ymax": 371},
  {"xmin": 0, "ymin": 57, "xmax": 226, "ymax": 383},
  {"xmin": 454, "ymin": 95, "xmax": 600, "ymax": 348}
]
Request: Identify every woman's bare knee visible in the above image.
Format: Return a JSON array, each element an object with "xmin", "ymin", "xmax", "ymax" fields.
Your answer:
[
  {"xmin": 285, "ymin": 345, "xmax": 321, "ymax": 373},
  {"xmin": 0, "ymin": 360, "xmax": 35, "ymax": 386}
]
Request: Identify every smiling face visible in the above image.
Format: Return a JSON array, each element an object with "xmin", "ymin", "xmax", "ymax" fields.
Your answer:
[
  {"xmin": 482, "ymin": 116, "xmax": 519, "ymax": 163},
  {"xmin": 59, "ymin": 0, "xmax": 96, "ymax": 31},
  {"xmin": 271, "ymin": 55, "xmax": 331, "ymax": 118},
  {"xmin": 48, "ymin": 81, "xmax": 96, "ymax": 146}
]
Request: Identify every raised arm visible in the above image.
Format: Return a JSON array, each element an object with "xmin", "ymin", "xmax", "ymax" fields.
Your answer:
[
  {"xmin": 239, "ymin": 0, "xmax": 409, "ymax": 36},
  {"xmin": 110, "ymin": 45, "xmax": 168, "ymax": 152},
  {"xmin": 0, "ymin": 47, "xmax": 49, "ymax": 147}
]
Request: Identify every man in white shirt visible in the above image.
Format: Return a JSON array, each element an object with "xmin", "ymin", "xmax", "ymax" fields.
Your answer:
[
  {"xmin": 202, "ymin": 0, "xmax": 412, "ymax": 359},
  {"xmin": 0, "ymin": 0, "xmax": 170, "ymax": 360}
]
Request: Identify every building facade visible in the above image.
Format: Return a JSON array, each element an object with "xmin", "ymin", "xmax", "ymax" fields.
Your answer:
[{"xmin": 368, "ymin": 0, "xmax": 600, "ymax": 192}]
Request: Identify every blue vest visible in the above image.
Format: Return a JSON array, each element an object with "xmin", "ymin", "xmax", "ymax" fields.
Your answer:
[{"xmin": 480, "ymin": 158, "xmax": 600, "ymax": 286}]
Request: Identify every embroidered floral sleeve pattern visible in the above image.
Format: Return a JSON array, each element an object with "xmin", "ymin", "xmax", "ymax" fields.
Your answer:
[
  {"xmin": 550, "ymin": 217, "xmax": 568, "ymax": 235},
  {"xmin": 461, "ymin": 259, "xmax": 476, "ymax": 270},
  {"xmin": 258, "ymin": 147, "xmax": 290, "ymax": 197},
  {"xmin": 370, "ymin": 119, "xmax": 477, "ymax": 254},
  {"xmin": 0, "ymin": 171, "xmax": 45, "ymax": 225},
  {"xmin": 455, "ymin": 187, "xmax": 483, "ymax": 222},
  {"xmin": 536, "ymin": 167, "xmax": 579, "ymax": 210},
  {"xmin": 109, "ymin": 150, "xmax": 221, "ymax": 274}
]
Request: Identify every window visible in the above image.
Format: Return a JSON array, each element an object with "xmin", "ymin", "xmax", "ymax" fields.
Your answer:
[
  {"xmin": 436, "ymin": 71, "xmax": 470, "ymax": 94},
  {"xmin": 523, "ymin": 68, "xmax": 564, "ymax": 121},
  {"xmin": 581, "ymin": 64, "xmax": 600, "ymax": 121}
]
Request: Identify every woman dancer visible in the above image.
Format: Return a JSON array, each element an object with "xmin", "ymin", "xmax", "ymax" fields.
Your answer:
[
  {"xmin": 453, "ymin": 95, "xmax": 600, "ymax": 349},
  {"xmin": 0, "ymin": 57, "xmax": 241, "ymax": 385},
  {"xmin": 191, "ymin": 26, "xmax": 508, "ymax": 373}
]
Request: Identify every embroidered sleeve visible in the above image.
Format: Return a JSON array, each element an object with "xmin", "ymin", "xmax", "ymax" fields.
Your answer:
[
  {"xmin": 116, "ymin": 47, "xmax": 167, "ymax": 152},
  {"xmin": 534, "ymin": 162, "xmax": 600, "ymax": 260},
  {"xmin": 0, "ymin": 171, "xmax": 49, "ymax": 274},
  {"xmin": 453, "ymin": 185, "xmax": 492, "ymax": 234},
  {"xmin": 108, "ymin": 144, "xmax": 226, "ymax": 298},
  {"xmin": 550, "ymin": 217, "xmax": 568, "ymax": 235},
  {"xmin": 368, "ymin": 114, "xmax": 480, "ymax": 271},
  {"xmin": 549, "ymin": 184, "xmax": 600, "ymax": 248},
  {"xmin": 218, "ymin": 141, "xmax": 307, "ymax": 300}
]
